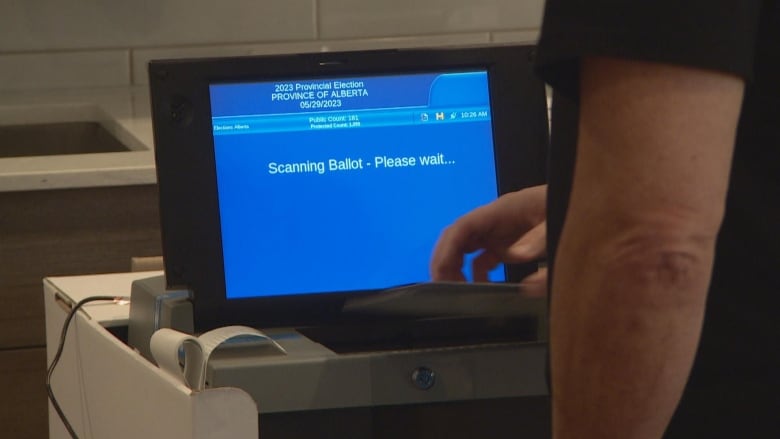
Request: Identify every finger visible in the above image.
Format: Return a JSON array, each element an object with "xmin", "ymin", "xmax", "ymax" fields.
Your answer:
[
  {"xmin": 505, "ymin": 221, "xmax": 547, "ymax": 263},
  {"xmin": 430, "ymin": 225, "xmax": 471, "ymax": 281},
  {"xmin": 518, "ymin": 266, "xmax": 548, "ymax": 298},
  {"xmin": 471, "ymin": 250, "xmax": 502, "ymax": 283},
  {"xmin": 429, "ymin": 207, "xmax": 493, "ymax": 281}
]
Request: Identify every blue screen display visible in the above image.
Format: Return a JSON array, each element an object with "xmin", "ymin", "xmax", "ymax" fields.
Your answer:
[{"xmin": 210, "ymin": 70, "xmax": 504, "ymax": 299}]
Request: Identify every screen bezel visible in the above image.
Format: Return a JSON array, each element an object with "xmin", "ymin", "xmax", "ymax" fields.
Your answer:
[{"xmin": 149, "ymin": 45, "xmax": 548, "ymax": 332}]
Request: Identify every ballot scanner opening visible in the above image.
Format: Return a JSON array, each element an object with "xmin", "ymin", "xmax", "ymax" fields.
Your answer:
[
  {"xmin": 298, "ymin": 314, "xmax": 541, "ymax": 354},
  {"xmin": 298, "ymin": 282, "xmax": 548, "ymax": 354}
]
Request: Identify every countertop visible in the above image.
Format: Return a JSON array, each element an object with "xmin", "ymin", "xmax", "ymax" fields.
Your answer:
[{"xmin": 0, "ymin": 86, "xmax": 156, "ymax": 192}]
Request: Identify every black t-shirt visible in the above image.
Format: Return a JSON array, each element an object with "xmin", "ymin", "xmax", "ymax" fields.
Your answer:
[{"xmin": 536, "ymin": 0, "xmax": 780, "ymax": 436}]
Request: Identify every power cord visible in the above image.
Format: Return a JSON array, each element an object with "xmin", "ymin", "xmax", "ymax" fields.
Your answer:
[{"xmin": 46, "ymin": 296, "xmax": 128, "ymax": 439}]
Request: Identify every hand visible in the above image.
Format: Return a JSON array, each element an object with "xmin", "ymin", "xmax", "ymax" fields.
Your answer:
[{"xmin": 429, "ymin": 184, "xmax": 548, "ymax": 294}]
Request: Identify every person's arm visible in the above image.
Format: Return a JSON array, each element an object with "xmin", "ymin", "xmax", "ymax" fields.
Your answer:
[{"xmin": 552, "ymin": 57, "xmax": 743, "ymax": 438}]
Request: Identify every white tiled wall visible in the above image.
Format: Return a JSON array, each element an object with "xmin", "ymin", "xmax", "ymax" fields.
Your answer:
[
  {"xmin": 318, "ymin": 0, "xmax": 543, "ymax": 39},
  {"xmin": 0, "ymin": 0, "xmax": 544, "ymax": 91}
]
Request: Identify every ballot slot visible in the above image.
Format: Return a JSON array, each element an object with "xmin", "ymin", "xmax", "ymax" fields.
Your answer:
[
  {"xmin": 304, "ymin": 281, "xmax": 547, "ymax": 353},
  {"xmin": 297, "ymin": 315, "xmax": 540, "ymax": 354}
]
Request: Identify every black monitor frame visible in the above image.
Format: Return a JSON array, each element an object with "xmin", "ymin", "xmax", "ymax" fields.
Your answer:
[{"xmin": 149, "ymin": 45, "xmax": 548, "ymax": 332}]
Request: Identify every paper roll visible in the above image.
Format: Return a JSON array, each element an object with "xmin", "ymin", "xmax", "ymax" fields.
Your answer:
[{"xmin": 150, "ymin": 325, "xmax": 285, "ymax": 391}]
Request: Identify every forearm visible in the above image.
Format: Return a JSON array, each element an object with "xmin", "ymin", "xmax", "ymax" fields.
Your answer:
[
  {"xmin": 550, "ymin": 56, "xmax": 743, "ymax": 438},
  {"xmin": 552, "ymin": 218, "xmax": 715, "ymax": 438}
]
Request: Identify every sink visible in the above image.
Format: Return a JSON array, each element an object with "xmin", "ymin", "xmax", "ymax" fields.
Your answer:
[
  {"xmin": 0, "ymin": 103, "xmax": 146, "ymax": 158},
  {"xmin": 0, "ymin": 121, "xmax": 131, "ymax": 158}
]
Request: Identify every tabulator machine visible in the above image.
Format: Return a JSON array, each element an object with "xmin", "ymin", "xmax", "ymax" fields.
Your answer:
[{"xmin": 140, "ymin": 44, "xmax": 551, "ymax": 438}]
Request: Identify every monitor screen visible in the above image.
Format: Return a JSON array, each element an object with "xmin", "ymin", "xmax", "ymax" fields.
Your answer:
[
  {"xmin": 150, "ymin": 45, "xmax": 548, "ymax": 330},
  {"xmin": 209, "ymin": 71, "xmax": 504, "ymax": 300}
]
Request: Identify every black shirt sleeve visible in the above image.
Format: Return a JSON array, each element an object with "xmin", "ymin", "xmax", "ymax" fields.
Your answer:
[{"xmin": 535, "ymin": 0, "xmax": 764, "ymax": 99}]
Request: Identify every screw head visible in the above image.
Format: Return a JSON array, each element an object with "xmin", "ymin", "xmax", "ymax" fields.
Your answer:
[{"xmin": 411, "ymin": 367, "xmax": 436, "ymax": 390}]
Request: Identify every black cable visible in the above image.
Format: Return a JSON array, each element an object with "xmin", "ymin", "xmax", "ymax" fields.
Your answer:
[{"xmin": 46, "ymin": 296, "xmax": 125, "ymax": 439}]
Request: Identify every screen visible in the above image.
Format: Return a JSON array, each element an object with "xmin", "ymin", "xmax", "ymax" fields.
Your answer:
[{"xmin": 209, "ymin": 70, "xmax": 504, "ymax": 299}]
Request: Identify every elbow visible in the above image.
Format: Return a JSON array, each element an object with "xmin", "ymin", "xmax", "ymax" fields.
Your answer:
[{"xmin": 599, "ymin": 224, "xmax": 718, "ymax": 308}]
